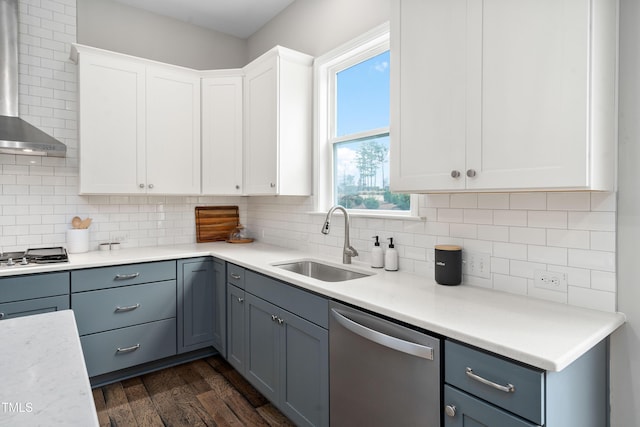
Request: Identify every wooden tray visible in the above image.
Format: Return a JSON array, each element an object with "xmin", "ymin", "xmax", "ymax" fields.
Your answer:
[{"xmin": 195, "ymin": 206, "xmax": 239, "ymax": 243}]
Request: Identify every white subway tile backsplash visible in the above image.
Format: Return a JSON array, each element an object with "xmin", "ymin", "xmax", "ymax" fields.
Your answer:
[
  {"xmin": 510, "ymin": 192, "xmax": 547, "ymax": 210},
  {"xmin": 591, "ymin": 192, "xmax": 616, "ymax": 212},
  {"xmin": 493, "ymin": 242, "xmax": 528, "ymax": 261},
  {"xmin": 510, "ymin": 226, "xmax": 546, "ymax": 245},
  {"xmin": 450, "ymin": 193, "xmax": 477, "ymax": 208},
  {"xmin": 568, "ymin": 286, "xmax": 616, "ymax": 312},
  {"xmin": 546, "ymin": 229, "xmax": 590, "ymax": 249},
  {"xmin": 477, "ymin": 193, "xmax": 510, "ymax": 209},
  {"xmin": 493, "ymin": 273, "xmax": 527, "ymax": 295},
  {"xmin": 591, "ymin": 270, "xmax": 616, "ymax": 293},
  {"xmin": 527, "ymin": 211, "xmax": 567, "ymax": 229},
  {"xmin": 450, "ymin": 223, "xmax": 477, "ymax": 239},
  {"xmin": 528, "ymin": 245, "xmax": 567, "ymax": 265},
  {"xmin": 568, "ymin": 249, "xmax": 616, "ymax": 272},
  {"xmin": 510, "ymin": 259, "xmax": 546, "ymax": 279},
  {"xmin": 590, "ymin": 231, "xmax": 616, "ymax": 252},
  {"xmin": 477, "ymin": 225, "xmax": 509, "ymax": 242},
  {"xmin": 494, "ymin": 210, "xmax": 527, "ymax": 226},
  {"xmin": 568, "ymin": 211, "xmax": 616, "ymax": 232},
  {"xmin": 547, "ymin": 192, "xmax": 591, "ymax": 211},
  {"xmin": 464, "ymin": 209, "xmax": 493, "ymax": 224}
]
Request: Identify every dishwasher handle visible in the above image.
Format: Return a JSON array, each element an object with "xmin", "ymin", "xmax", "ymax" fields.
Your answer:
[{"xmin": 331, "ymin": 308, "xmax": 434, "ymax": 360}]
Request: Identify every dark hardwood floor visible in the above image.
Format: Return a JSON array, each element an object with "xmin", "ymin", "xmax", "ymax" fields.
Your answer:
[{"xmin": 92, "ymin": 355, "xmax": 295, "ymax": 427}]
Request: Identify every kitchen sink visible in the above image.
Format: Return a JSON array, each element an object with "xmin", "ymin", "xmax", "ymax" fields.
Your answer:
[{"xmin": 273, "ymin": 260, "xmax": 373, "ymax": 282}]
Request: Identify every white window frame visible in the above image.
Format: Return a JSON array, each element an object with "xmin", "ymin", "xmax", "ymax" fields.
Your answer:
[{"xmin": 313, "ymin": 22, "xmax": 418, "ymax": 217}]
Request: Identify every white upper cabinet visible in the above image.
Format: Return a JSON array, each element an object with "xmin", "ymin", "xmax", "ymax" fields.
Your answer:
[
  {"xmin": 243, "ymin": 46, "xmax": 313, "ymax": 196},
  {"xmin": 146, "ymin": 66, "xmax": 201, "ymax": 194},
  {"xmin": 73, "ymin": 44, "xmax": 201, "ymax": 195},
  {"xmin": 75, "ymin": 48, "xmax": 146, "ymax": 194},
  {"xmin": 201, "ymin": 70, "xmax": 244, "ymax": 195},
  {"xmin": 390, "ymin": 0, "xmax": 617, "ymax": 192}
]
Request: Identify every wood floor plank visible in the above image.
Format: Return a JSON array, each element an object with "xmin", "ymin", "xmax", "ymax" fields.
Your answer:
[
  {"xmin": 221, "ymin": 391, "xmax": 270, "ymax": 427},
  {"xmin": 102, "ymin": 382, "xmax": 138, "ymax": 427},
  {"xmin": 142, "ymin": 367, "xmax": 209, "ymax": 427},
  {"xmin": 197, "ymin": 389, "xmax": 244, "ymax": 427},
  {"xmin": 121, "ymin": 377, "xmax": 165, "ymax": 427},
  {"xmin": 256, "ymin": 403, "xmax": 297, "ymax": 427},
  {"xmin": 94, "ymin": 356, "xmax": 294, "ymax": 427},
  {"xmin": 205, "ymin": 356, "xmax": 269, "ymax": 407},
  {"xmin": 174, "ymin": 360, "xmax": 215, "ymax": 395},
  {"xmin": 91, "ymin": 388, "xmax": 111, "ymax": 427}
]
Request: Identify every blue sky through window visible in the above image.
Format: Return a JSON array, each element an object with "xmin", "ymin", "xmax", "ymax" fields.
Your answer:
[{"xmin": 336, "ymin": 51, "xmax": 390, "ymax": 136}]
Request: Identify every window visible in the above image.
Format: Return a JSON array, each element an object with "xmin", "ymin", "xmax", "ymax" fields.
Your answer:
[{"xmin": 315, "ymin": 23, "xmax": 414, "ymax": 215}]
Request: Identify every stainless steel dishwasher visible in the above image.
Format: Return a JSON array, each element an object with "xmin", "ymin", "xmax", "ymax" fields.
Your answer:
[{"xmin": 330, "ymin": 301, "xmax": 441, "ymax": 426}]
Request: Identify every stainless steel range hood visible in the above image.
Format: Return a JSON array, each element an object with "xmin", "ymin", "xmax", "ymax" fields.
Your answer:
[{"xmin": 0, "ymin": 0, "xmax": 66, "ymax": 157}]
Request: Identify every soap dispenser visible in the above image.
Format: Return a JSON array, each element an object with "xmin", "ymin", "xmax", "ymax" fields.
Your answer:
[
  {"xmin": 371, "ymin": 236, "xmax": 384, "ymax": 268},
  {"xmin": 385, "ymin": 237, "xmax": 398, "ymax": 271}
]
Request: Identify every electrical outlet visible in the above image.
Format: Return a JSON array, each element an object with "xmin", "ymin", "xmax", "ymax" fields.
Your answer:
[
  {"xmin": 462, "ymin": 251, "xmax": 491, "ymax": 279},
  {"xmin": 534, "ymin": 270, "xmax": 567, "ymax": 292}
]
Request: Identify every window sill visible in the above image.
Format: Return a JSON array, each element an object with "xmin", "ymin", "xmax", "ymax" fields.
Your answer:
[{"xmin": 307, "ymin": 210, "xmax": 424, "ymax": 221}]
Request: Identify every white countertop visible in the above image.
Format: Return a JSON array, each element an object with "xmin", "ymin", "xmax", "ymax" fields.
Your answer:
[
  {"xmin": 1, "ymin": 242, "xmax": 626, "ymax": 371},
  {"xmin": 0, "ymin": 310, "xmax": 99, "ymax": 427}
]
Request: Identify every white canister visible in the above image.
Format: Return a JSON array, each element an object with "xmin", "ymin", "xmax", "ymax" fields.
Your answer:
[{"xmin": 67, "ymin": 229, "xmax": 89, "ymax": 254}]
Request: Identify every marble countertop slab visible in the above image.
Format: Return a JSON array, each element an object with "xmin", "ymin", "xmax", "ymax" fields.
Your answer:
[{"xmin": 0, "ymin": 310, "xmax": 98, "ymax": 426}]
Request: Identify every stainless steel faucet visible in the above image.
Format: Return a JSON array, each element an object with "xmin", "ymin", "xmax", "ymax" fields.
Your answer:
[{"xmin": 321, "ymin": 205, "xmax": 358, "ymax": 264}]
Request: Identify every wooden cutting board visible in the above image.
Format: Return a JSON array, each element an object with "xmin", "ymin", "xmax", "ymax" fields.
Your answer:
[{"xmin": 195, "ymin": 206, "xmax": 239, "ymax": 242}]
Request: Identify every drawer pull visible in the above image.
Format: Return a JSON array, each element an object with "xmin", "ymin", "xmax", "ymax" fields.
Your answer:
[
  {"xmin": 115, "ymin": 303, "xmax": 141, "ymax": 313},
  {"xmin": 465, "ymin": 367, "xmax": 515, "ymax": 393},
  {"xmin": 237, "ymin": 297, "xmax": 244, "ymax": 303},
  {"xmin": 0, "ymin": 312, "xmax": 5, "ymax": 319},
  {"xmin": 114, "ymin": 272, "xmax": 140, "ymax": 281},
  {"xmin": 230, "ymin": 273, "xmax": 241, "ymax": 280},
  {"xmin": 116, "ymin": 344, "xmax": 141, "ymax": 354}
]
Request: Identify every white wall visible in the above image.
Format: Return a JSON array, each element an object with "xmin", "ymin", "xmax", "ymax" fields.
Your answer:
[
  {"xmin": 76, "ymin": 0, "xmax": 247, "ymax": 69},
  {"xmin": 611, "ymin": 0, "xmax": 640, "ymax": 424},
  {"xmin": 247, "ymin": 0, "xmax": 390, "ymax": 60}
]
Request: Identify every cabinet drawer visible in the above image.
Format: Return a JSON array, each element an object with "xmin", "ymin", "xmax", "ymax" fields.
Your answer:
[
  {"xmin": 227, "ymin": 263, "xmax": 245, "ymax": 288},
  {"xmin": 0, "ymin": 272, "xmax": 69, "ymax": 303},
  {"xmin": 445, "ymin": 340, "xmax": 544, "ymax": 425},
  {"xmin": 72, "ymin": 280, "xmax": 176, "ymax": 335},
  {"xmin": 72, "ymin": 261, "xmax": 176, "ymax": 292},
  {"xmin": 444, "ymin": 385, "xmax": 538, "ymax": 427},
  {"xmin": 0, "ymin": 295, "xmax": 69, "ymax": 320},
  {"xmin": 80, "ymin": 318, "xmax": 176, "ymax": 377},
  {"xmin": 245, "ymin": 270, "xmax": 328, "ymax": 328}
]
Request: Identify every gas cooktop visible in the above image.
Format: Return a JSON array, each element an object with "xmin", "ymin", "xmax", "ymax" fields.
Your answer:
[{"xmin": 0, "ymin": 247, "xmax": 69, "ymax": 268}]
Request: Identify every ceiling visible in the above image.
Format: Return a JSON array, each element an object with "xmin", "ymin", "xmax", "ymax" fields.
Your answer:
[{"xmin": 111, "ymin": 0, "xmax": 295, "ymax": 39}]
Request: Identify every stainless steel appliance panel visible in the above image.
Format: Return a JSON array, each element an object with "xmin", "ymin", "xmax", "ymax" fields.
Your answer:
[{"xmin": 330, "ymin": 301, "xmax": 441, "ymax": 427}]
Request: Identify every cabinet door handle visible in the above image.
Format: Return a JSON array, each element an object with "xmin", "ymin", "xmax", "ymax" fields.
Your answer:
[
  {"xmin": 115, "ymin": 303, "xmax": 140, "ymax": 313},
  {"xmin": 139, "ymin": 183, "xmax": 145, "ymax": 188},
  {"xmin": 450, "ymin": 170, "xmax": 461, "ymax": 178},
  {"xmin": 271, "ymin": 314, "xmax": 278, "ymax": 322},
  {"xmin": 237, "ymin": 297, "xmax": 244, "ymax": 303},
  {"xmin": 114, "ymin": 272, "xmax": 140, "ymax": 281},
  {"xmin": 466, "ymin": 169, "xmax": 477, "ymax": 178},
  {"xmin": 116, "ymin": 344, "xmax": 141, "ymax": 354},
  {"xmin": 148, "ymin": 184, "xmax": 154, "ymax": 189},
  {"xmin": 270, "ymin": 182, "xmax": 276, "ymax": 188},
  {"xmin": 465, "ymin": 367, "xmax": 515, "ymax": 393},
  {"xmin": 0, "ymin": 312, "xmax": 5, "ymax": 320},
  {"xmin": 277, "ymin": 317, "xmax": 284, "ymax": 325},
  {"xmin": 230, "ymin": 273, "xmax": 241, "ymax": 280}
]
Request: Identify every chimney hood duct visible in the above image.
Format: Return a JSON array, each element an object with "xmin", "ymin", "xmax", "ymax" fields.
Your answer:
[{"xmin": 0, "ymin": 0, "xmax": 66, "ymax": 157}]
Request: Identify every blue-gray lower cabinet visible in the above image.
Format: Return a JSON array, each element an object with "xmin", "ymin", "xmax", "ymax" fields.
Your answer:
[
  {"xmin": 225, "ymin": 267, "xmax": 329, "ymax": 427},
  {"xmin": 177, "ymin": 257, "xmax": 225, "ymax": 354},
  {"xmin": 71, "ymin": 261, "xmax": 178, "ymax": 378},
  {"xmin": 227, "ymin": 283, "xmax": 246, "ymax": 374},
  {"xmin": 0, "ymin": 271, "xmax": 70, "ymax": 320},
  {"xmin": 444, "ymin": 339, "xmax": 608, "ymax": 427}
]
